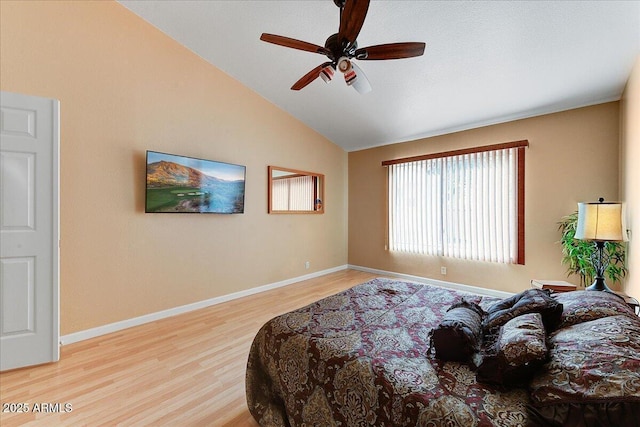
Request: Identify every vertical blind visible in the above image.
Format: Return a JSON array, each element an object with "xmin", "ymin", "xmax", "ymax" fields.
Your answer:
[
  {"xmin": 387, "ymin": 143, "xmax": 526, "ymax": 264},
  {"xmin": 272, "ymin": 175, "xmax": 315, "ymax": 211}
]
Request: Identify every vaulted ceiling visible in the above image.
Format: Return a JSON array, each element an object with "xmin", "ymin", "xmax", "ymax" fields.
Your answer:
[{"xmin": 118, "ymin": 1, "xmax": 640, "ymax": 152}]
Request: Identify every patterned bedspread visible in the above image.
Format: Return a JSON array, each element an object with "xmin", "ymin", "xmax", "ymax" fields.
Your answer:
[{"xmin": 245, "ymin": 278, "xmax": 529, "ymax": 426}]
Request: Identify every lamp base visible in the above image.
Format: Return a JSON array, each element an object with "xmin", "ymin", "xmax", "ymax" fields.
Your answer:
[
  {"xmin": 585, "ymin": 279, "xmax": 627, "ymax": 302},
  {"xmin": 585, "ymin": 277, "xmax": 614, "ymax": 293}
]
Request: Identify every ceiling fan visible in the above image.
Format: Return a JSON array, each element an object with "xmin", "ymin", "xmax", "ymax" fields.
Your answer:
[{"xmin": 260, "ymin": 0, "xmax": 425, "ymax": 94}]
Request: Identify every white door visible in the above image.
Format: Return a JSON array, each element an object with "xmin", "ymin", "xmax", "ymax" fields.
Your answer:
[{"xmin": 0, "ymin": 91, "xmax": 59, "ymax": 371}]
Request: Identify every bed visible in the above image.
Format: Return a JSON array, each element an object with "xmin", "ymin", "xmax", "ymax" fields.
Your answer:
[{"xmin": 246, "ymin": 278, "xmax": 640, "ymax": 426}]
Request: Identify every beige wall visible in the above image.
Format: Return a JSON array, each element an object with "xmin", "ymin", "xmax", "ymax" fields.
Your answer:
[
  {"xmin": 349, "ymin": 103, "xmax": 621, "ymax": 293},
  {"xmin": 0, "ymin": 1, "xmax": 347, "ymax": 334},
  {"xmin": 620, "ymin": 55, "xmax": 640, "ymax": 300},
  {"xmin": 1, "ymin": 0, "xmax": 633, "ymax": 336}
]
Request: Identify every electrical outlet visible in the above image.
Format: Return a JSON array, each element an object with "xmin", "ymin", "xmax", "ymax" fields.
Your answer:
[
  {"xmin": 440, "ymin": 266, "xmax": 447, "ymax": 275},
  {"xmin": 305, "ymin": 261, "xmax": 310, "ymax": 269}
]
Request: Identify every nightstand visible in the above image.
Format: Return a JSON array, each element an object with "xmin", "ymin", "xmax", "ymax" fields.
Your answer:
[{"xmin": 616, "ymin": 293, "xmax": 640, "ymax": 316}]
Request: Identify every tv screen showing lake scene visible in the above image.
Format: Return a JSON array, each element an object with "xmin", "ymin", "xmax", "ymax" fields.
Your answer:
[{"xmin": 145, "ymin": 151, "xmax": 246, "ymax": 214}]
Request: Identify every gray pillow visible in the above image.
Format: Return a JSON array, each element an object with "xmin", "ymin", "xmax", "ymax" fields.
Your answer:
[
  {"xmin": 430, "ymin": 299, "xmax": 484, "ymax": 363},
  {"xmin": 477, "ymin": 312, "xmax": 547, "ymax": 387}
]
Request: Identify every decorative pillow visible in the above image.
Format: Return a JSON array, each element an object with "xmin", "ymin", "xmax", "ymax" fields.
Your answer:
[
  {"xmin": 483, "ymin": 288, "xmax": 562, "ymax": 332},
  {"xmin": 552, "ymin": 290, "xmax": 636, "ymax": 328},
  {"xmin": 476, "ymin": 312, "xmax": 547, "ymax": 387},
  {"xmin": 528, "ymin": 314, "xmax": 640, "ymax": 427},
  {"xmin": 430, "ymin": 299, "xmax": 484, "ymax": 363}
]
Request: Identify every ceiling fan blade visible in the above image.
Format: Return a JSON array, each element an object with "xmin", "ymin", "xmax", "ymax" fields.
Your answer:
[
  {"xmin": 260, "ymin": 33, "xmax": 330, "ymax": 56},
  {"xmin": 291, "ymin": 62, "xmax": 333, "ymax": 91},
  {"xmin": 338, "ymin": 0, "xmax": 370, "ymax": 48},
  {"xmin": 355, "ymin": 42, "xmax": 426, "ymax": 60},
  {"xmin": 349, "ymin": 62, "xmax": 372, "ymax": 94}
]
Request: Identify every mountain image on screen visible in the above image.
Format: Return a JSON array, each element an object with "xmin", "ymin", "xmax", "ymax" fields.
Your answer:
[{"xmin": 146, "ymin": 160, "xmax": 245, "ymax": 213}]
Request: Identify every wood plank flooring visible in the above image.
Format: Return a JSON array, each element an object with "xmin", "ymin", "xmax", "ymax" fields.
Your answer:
[{"xmin": 0, "ymin": 269, "xmax": 379, "ymax": 426}]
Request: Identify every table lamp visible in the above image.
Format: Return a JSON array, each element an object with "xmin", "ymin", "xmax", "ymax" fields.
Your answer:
[{"xmin": 575, "ymin": 198, "xmax": 626, "ymax": 292}]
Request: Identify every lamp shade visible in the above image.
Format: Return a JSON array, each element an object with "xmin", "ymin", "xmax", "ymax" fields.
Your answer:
[
  {"xmin": 575, "ymin": 201, "xmax": 626, "ymax": 241},
  {"xmin": 349, "ymin": 62, "xmax": 372, "ymax": 94}
]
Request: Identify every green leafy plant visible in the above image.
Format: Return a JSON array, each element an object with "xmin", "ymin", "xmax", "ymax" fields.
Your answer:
[{"xmin": 558, "ymin": 211, "xmax": 627, "ymax": 287}]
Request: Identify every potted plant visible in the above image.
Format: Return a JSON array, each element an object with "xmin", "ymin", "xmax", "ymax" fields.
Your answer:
[{"xmin": 558, "ymin": 211, "xmax": 627, "ymax": 287}]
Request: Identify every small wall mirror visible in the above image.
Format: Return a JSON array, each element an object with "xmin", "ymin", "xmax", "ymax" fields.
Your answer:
[{"xmin": 268, "ymin": 166, "xmax": 324, "ymax": 214}]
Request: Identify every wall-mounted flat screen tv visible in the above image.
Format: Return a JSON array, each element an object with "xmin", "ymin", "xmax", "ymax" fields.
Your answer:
[{"xmin": 145, "ymin": 151, "xmax": 246, "ymax": 214}]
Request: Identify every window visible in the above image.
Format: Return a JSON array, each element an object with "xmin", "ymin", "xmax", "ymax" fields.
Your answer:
[{"xmin": 383, "ymin": 141, "xmax": 527, "ymax": 264}]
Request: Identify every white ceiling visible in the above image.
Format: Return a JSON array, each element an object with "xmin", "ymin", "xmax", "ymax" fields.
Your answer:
[{"xmin": 118, "ymin": 1, "xmax": 640, "ymax": 152}]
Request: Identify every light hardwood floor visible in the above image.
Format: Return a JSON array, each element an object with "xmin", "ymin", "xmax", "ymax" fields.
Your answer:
[{"xmin": 0, "ymin": 269, "xmax": 379, "ymax": 426}]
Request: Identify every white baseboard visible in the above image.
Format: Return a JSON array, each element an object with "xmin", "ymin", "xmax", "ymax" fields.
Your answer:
[
  {"xmin": 348, "ymin": 264, "xmax": 513, "ymax": 299},
  {"xmin": 60, "ymin": 264, "xmax": 349, "ymax": 346}
]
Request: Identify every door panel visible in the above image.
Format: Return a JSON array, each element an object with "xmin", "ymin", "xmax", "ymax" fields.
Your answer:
[
  {"xmin": 1, "ymin": 151, "xmax": 35, "ymax": 229},
  {"xmin": 0, "ymin": 91, "xmax": 59, "ymax": 371},
  {"xmin": 1, "ymin": 257, "xmax": 35, "ymax": 334}
]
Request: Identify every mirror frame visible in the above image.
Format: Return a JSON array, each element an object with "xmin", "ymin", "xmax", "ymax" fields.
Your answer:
[{"xmin": 268, "ymin": 166, "xmax": 324, "ymax": 214}]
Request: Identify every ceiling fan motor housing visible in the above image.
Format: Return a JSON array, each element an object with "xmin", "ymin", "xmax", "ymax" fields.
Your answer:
[
  {"xmin": 325, "ymin": 33, "xmax": 357, "ymax": 61},
  {"xmin": 333, "ymin": 0, "xmax": 347, "ymax": 9}
]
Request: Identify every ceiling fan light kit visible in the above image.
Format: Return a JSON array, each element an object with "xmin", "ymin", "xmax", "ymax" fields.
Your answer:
[
  {"xmin": 260, "ymin": 0, "xmax": 425, "ymax": 94},
  {"xmin": 349, "ymin": 62, "xmax": 372, "ymax": 94},
  {"xmin": 337, "ymin": 57, "xmax": 352, "ymax": 73},
  {"xmin": 320, "ymin": 65, "xmax": 335, "ymax": 83},
  {"xmin": 344, "ymin": 69, "xmax": 357, "ymax": 85}
]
